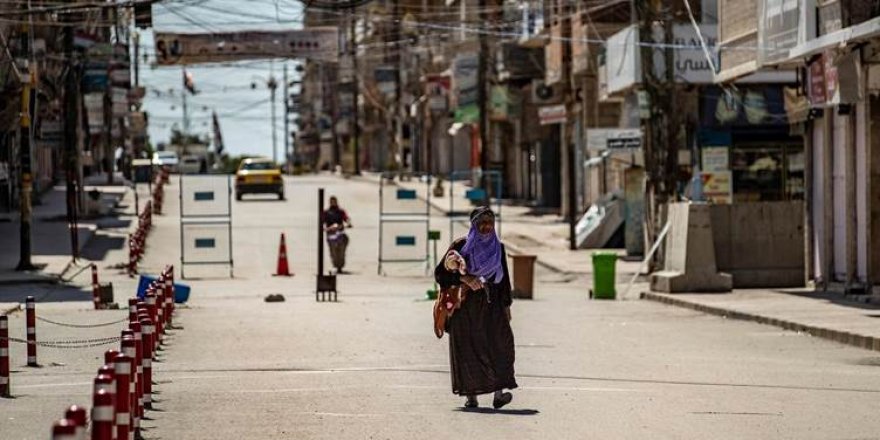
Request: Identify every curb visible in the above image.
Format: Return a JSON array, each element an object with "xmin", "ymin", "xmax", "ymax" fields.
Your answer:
[{"xmin": 640, "ymin": 291, "xmax": 880, "ymax": 353}]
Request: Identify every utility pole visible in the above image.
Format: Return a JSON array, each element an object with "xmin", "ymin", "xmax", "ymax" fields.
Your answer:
[
  {"xmin": 181, "ymin": 67, "xmax": 190, "ymax": 134},
  {"xmin": 477, "ymin": 0, "xmax": 489, "ymax": 174},
  {"xmin": 16, "ymin": 21, "xmax": 36, "ymax": 271},
  {"xmin": 133, "ymin": 32, "xmax": 140, "ymax": 89},
  {"xmin": 269, "ymin": 74, "xmax": 278, "ymax": 164},
  {"xmin": 637, "ymin": 0, "xmax": 678, "ymax": 255},
  {"xmin": 104, "ymin": 4, "xmax": 117, "ymax": 185},
  {"xmin": 283, "ymin": 64, "xmax": 290, "ymax": 170},
  {"xmin": 393, "ymin": 0, "xmax": 402, "ymax": 172},
  {"xmin": 351, "ymin": 7, "xmax": 360, "ymax": 175},
  {"xmin": 63, "ymin": 19, "xmax": 80, "ymax": 261}
]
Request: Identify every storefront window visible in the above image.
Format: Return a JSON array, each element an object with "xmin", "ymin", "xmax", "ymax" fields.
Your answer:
[{"xmin": 731, "ymin": 144, "xmax": 803, "ymax": 202}]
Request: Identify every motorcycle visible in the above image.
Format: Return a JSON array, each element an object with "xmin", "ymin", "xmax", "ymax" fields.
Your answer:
[{"xmin": 326, "ymin": 223, "xmax": 349, "ymax": 273}]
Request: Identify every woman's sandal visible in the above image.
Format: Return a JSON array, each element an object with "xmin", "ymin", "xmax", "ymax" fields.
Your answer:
[
  {"xmin": 464, "ymin": 397, "xmax": 479, "ymax": 408},
  {"xmin": 493, "ymin": 392, "xmax": 512, "ymax": 409}
]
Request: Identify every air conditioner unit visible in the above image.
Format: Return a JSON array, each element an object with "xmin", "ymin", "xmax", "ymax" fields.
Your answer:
[{"xmin": 531, "ymin": 80, "xmax": 561, "ymax": 105}]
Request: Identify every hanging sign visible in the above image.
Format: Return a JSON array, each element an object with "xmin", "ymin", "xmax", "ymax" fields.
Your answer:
[
  {"xmin": 538, "ymin": 104, "xmax": 567, "ymax": 125},
  {"xmin": 154, "ymin": 28, "xmax": 339, "ymax": 65}
]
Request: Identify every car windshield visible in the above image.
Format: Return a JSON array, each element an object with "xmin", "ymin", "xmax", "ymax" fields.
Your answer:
[
  {"xmin": 241, "ymin": 161, "xmax": 276, "ymax": 171},
  {"xmin": 156, "ymin": 153, "xmax": 177, "ymax": 159}
]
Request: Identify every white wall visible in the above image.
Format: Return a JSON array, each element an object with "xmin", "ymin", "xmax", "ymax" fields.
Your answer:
[
  {"xmin": 811, "ymin": 117, "xmax": 826, "ymax": 282},
  {"xmin": 857, "ymin": 101, "xmax": 869, "ymax": 281}
]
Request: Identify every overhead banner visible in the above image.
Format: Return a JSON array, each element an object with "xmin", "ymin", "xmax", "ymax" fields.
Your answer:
[{"xmin": 154, "ymin": 28, "xmax": 339, "ymax": 65}]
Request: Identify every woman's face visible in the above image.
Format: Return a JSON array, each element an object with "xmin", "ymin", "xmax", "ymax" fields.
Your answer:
[{"xmin": 476, "ymin": 215, "xmax": 495, "ymax": 235}]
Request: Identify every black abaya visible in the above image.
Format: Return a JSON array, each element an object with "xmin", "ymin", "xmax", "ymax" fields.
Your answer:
[{"xmin": 434, "ymin": 239, "xmax": 518, "ymax": 396}]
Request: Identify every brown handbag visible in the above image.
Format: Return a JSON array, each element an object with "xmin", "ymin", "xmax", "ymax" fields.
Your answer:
[{"xmin": 433, "ymin": 285, "xmax": 469, "ymax": 339}]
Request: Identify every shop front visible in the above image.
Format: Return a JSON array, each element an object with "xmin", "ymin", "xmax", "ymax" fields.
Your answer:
[{"xmin": 699, "ymin": 86, "xmax": 804, "ymax": 204}]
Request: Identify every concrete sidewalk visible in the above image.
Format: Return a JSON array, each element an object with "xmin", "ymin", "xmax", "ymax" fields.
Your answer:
[
  {"xmin": 0, "ymin": 173, "xmax": 133, "ymax": 286},
  {"xmin": 642, "ymin": 289, "xmax": 880, "ymax": 352},
  {"xmin": 352, "ymin": 172, "xmax": 642, "ymax": 278}
]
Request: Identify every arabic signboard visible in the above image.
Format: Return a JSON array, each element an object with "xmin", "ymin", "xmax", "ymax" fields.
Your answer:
[
  {"xmin": 702, "ymin": 170, "xmax": 732, "ymax": 204},
  {"xmin": 701, "ymin": 146, "xmax": 729, "ymax": 172},
  {"xmin": 375, "ymin": 66, "xmax": 398, "ymax": 96},
  {"xmin": 808, "ymin": 50, "xmax": 861, "ymax": 107},
  {"xmin": 605, "ymin": 26, "xmax": 641, "ymax": 94},
  {"xmin": 339, "ymin": 54, "xmax": 354, "ymax": 84},
  {"xmin": 84, "ymin": 93, "xmax": 104, "ymax": 135},
  {"xmin": 154, "ymin": 28, "xmax": 340, "ymax": 65},
  {"xmin": 489, "ymin": 86, "xmax": 510, "ymax": 121},
  {"xmin": 454, "ymin": 52, "xmax": 479, "ymax": 108},
  {"xmin": 538, "ymin": 104, "xmax": 567, "ymax": 125},
  {"xmin": 758, "ymin": 0, "xmax": 801, "ymax": 66},
  {"xmin": 809, "ymin": 54, "xmax": 827, "ymax": 105},
  {"xmin": 425, "ymin": 74, "xmax": 450, "ymax": 112},
  {"xmin": 586, "ymin": 128, "xmax": 643, "ymax": 151}
]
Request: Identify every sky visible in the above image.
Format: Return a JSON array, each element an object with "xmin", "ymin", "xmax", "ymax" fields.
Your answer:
[{"xmin": 140, "ymin": 0, "xmax": 306, "ymax": 160}]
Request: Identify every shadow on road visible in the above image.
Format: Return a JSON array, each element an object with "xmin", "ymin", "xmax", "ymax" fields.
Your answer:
[
  {"xmin": 455, "ymin": 407, "xmax": 540, "ymax": 416},
  {"xmin": 80, "ymin": 232, "xmax": 126, "ymax": 262},
  {"xmin": 0, "ymin": 284, "xmax": 91, "ymax": 304}
]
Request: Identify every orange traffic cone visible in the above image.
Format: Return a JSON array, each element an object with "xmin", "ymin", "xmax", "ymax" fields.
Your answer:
[{"xmin": 274, "ymin": 233, "xmax": 293, "ymax": 276}]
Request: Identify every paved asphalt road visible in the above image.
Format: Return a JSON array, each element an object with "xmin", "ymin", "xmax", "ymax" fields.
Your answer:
[{"xmin": 3, "ymin": 174, "xmax": 880, "ymax": 439}]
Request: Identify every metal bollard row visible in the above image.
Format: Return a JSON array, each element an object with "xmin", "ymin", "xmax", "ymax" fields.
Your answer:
[{"xmin": 34, "ymin": 264, "xmax": 181, "ymax": 439}]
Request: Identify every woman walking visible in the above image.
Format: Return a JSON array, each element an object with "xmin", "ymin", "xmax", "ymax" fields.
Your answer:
[{"xmin": 435, "ymin": 206, "xmax": 517, "ymax": 409}]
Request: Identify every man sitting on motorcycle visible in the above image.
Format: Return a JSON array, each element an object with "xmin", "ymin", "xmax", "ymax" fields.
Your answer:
[{"xmin": 322, "ymin": 196, "xmax": 352, "ymax": 274}]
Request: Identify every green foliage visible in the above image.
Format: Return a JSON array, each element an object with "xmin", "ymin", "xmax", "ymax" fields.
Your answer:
[
  {"xmin": 170, "ymin": 128, "xmax": 208, "ymax": 146},
  {"xmin": 217, "ymin": 154, "xmax": 256, "ymax": 174}
]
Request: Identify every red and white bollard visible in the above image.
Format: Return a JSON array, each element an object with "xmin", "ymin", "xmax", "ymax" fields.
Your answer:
[
  {"xmin": 127, "ymin": 235, "xmax": 137, "ymax": 276},
  {"xmin": 65, "ymin": 405, "xmax": 88, "ymax": 440},
  {"xmin": 92, "ymin": 389, "xmax": 115, "ymax": 440},
  {"xmin": 121, "ymin": 335, "xmax": 140, "ymax": 436},
  {"xmin": 151, "ymin": 282, "xmax": 165, "ymax": 338},
  {"xmin": 127, "ymin": 322, "xmax": 145, "ymax": 422},
  {"xmin": 97, "ymin": 365, "xmax": 115, "ymax": 388},
  {"xmin": 138, "ymin": 316, "xmax": 154, "ymax": 410},
  {"xmin": 25, "ymin": 296, "xmax": 37, "ymax": 367},
  {"xmin": 165, "ymin": 266, "xmax": 175, "ymax": 327},
  {"xmin": 144, "ymin": 294, "xmax": 160, "ymax": 347},
  {"xmin": 97, "ymin": 363, "xmax": 117, "ymax": 439},
  {"xmin": 51, "ymin": 419, "xmax": 78, "ymax": 440},
  {"xmin": 91, "ymin": 264, "xmax": 101, "ymax": 310},
  {"xmin": 113, "ymin": 353, "xmax": 132, "ymax": 440},
  {"xmin": 105, "ymin": 350, "xmax": 120, "ymax": 367},
  {"xmin": 128, "ymin": 299, "xmax": 139, "ymax": 324},
  {"xmin": 1, "ymin": 315, "xmax": 9, "ymax": 397}
]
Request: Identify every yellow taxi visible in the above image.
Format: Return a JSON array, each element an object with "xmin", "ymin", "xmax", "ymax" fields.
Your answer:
[{"xmin": 235, "ymin": 157, "xmax": 284, "ymax": 200}]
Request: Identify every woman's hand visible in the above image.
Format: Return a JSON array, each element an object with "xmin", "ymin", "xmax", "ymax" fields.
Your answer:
[
  {"xmin": 460, "ymin": 275, "xmax": 483, "ymax": 291},
  {"xmin": 505, "ymin": 307, "xmax": 512, "ymax": 322}
]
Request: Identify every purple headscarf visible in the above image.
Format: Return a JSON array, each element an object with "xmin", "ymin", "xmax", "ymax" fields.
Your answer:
[{"xmin": 460, "ymin": 207, "xmax": 504, "ymax": 284}]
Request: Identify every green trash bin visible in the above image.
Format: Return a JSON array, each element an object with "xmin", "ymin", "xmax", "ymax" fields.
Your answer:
[{"xmin": 591, "ymin": 252, "xmax": 618, "ymax": 300}]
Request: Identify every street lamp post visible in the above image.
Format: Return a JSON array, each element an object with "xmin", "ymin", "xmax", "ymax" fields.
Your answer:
[{"xmin": 269, "ymin": 76, "xmax": 278, "ymax": 164}]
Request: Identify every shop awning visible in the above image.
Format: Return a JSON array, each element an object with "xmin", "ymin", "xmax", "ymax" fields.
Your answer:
[{"xmin": 788, "ymin": 16, "xmax": 880, "ymax": 61}]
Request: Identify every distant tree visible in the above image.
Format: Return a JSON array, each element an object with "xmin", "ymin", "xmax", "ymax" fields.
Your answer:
[
  {"xmin": 217, "ymin": 154, "xmax": 255, "ymax": 174},
  {"xmin": 169, "ymin": 128, "xmax": 208, "ymax": 146}
]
